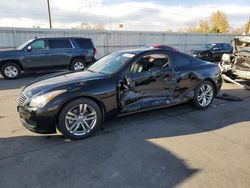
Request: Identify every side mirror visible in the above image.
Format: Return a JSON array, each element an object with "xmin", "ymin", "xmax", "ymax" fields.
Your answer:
[{"xmin": 27, "ymin": 46, "xmax": 32, "ymax": 52}]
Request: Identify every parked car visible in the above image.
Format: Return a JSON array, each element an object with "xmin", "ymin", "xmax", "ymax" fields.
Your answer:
[
  {"xmin": 17, "ymin": 48, "xmax": 222, "ymax": 140},
  {"xmin": 220, "ymin": 36, "xmax": 250, "ymax": 79},
  {"xmin": 190, "ymin": 43, "xmax": 233, "ymax": 61},
  {"xmin": 0, "ymin": 37, "xmax": 96, "ymax": 79},
  {"xmin": 146, "ymin": 44, "xmax": 179, "ymax": 51}
]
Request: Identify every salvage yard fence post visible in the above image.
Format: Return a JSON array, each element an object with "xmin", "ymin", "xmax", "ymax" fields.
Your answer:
[{"xmin": 0, "ymin": 27, "xmax": 237, "ymax": 58}]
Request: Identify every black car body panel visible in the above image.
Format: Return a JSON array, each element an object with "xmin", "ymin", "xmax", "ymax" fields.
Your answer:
[
  {"xmin": 17, "ymin": 49, "xmax": 222, "ymax": 134},
  {"xmin": 190, "ymin": 43, "xmax": 233, "ymax": 61},
  {"xmin": 0, "ymin": 37, "xmax": 96, "ymax": 71}
]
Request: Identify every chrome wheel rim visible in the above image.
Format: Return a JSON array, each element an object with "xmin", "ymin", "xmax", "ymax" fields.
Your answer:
[
  {"xmin": 4, "ymin": 66, "xmax": 18, "ymax": 78},
  {"xmin": 65, "ymin": 104, "xmax": 97, "ymax": 136},
  {"xmin": 73, "ymin": 62, "xmax": 85, "ymax": 71},
  {"xmin": 197, "ymin": 84, "xmax": 214, "ymax": 107}
]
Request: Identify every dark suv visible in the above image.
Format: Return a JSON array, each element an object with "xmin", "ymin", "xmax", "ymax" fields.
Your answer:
[
  {"xmin": 0, "ymin": 37, "xmax": 96, "ymax": 79},
  {"xmin": 190, "ymin": 43, "xmax": 233, "ymax": 61}
]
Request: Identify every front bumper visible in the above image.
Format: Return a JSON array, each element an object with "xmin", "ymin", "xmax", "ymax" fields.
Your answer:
[{"xmin": 17, "ymin": 105, "xmax": 57, "ymax": 134}]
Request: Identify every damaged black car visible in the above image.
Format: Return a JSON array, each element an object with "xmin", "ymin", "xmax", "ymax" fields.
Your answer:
[
  {"xmin": 17, "ymin": 48, "xmax": 222, "ymax": 140},
  {"xmin": 220, "ymin": 36, "xmax": 250, "ymax": 81}
]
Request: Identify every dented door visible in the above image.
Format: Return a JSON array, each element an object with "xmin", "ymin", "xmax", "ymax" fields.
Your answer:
[{"xmin": 119, "ymin": 67, "xmax": 177, "ymax": 113}]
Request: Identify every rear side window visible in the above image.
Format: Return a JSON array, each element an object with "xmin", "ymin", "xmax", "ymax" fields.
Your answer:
[
  {"xmin": 223, "ymin": 44, "xmax": 230, "ymax": 49},
  {"xmin": 172, "ymin": 54, "xmax": 192, "ymax": 69},
  {"xmin": 49, "ymin": 39, "xmax": 72, "ymax": 49},
  {"xmin": 75, "ymin": 38, "xmax": 93, "ymax": 49}
]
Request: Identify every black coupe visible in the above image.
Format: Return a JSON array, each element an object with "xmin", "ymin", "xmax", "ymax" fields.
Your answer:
[{"xmin": 17, "ymin": 48, "xmax": 222, "ymax": 139}]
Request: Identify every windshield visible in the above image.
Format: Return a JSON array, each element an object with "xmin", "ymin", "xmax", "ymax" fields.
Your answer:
[
  {"xmin": 87, "ymin": 52, "xmax": 135, "ymax": 75},
  {"xmin": 203, "ymin": 44, "xmax": 216, "ymax": 50},
  {"xmin": 16, "ymin": 39, "xmax": 33, "ymax": 50}
]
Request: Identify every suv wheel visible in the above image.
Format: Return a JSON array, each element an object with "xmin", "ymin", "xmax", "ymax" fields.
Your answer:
[
  {"xmin": 70, "ymin": 59, "xmax": 86, "ymax": 71},
  {"xmin": 193, "ymin": 81, "xmax": 215, "ymax": 109},
  {"xmin": 58, "ymin": 98, "xmax": 102, "ymax": 140},
  {"xmin": 1, "ymin": 63, "xmax": 21, "ymax": 79}
]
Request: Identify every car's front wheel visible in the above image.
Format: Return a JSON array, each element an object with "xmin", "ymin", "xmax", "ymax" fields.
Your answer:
[
  {"xmin": 58, "ymin": 98, "xmax": 102, "ymax": 140},
  {"xmin": 1, "ymin": 63, "xmax": 21, "ymax": 79},
  {"xmin": 193, "ymin": 81, "xmax": 215, "ymax": 109}
]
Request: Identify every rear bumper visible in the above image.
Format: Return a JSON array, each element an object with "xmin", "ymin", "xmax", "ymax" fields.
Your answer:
[{"xmin": 17, "ymin": 105, "xmax": 57, "ymax": 134}]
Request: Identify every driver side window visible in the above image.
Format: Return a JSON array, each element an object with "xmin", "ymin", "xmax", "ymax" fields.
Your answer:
[
  {"xmin": 30, "ymin": 39, "xmax": 48, "ymax": 50},
  {"xmin": 130, "ymin": 54, "xmax": 169, "ymax": 74}
]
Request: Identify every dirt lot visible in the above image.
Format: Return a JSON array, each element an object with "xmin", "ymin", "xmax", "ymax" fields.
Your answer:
[{"xmin": 0, "ymin": 73, "xmax": 250, "ymax": 188}]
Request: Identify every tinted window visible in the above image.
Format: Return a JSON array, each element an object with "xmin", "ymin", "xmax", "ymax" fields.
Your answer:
[
  {"xmin": 213, "ymin": 44, "xmax": 223, "ymax": 50},
  {"xmin": 49, "ymin": 39, "xmax": 72, "ymax": 49},
  {"xmin": 223, "ymin": 44, "xmax": 230, "ymax": 49},
  {"xmin": 30, "ymin": 39, "xmax": 48, "ymax": 50},
  {"xmin": 172, "ymin": 54, "xmax": 192, "ymax": 69},
  {"xmin": 130, "ymin": 54, "xmax": 169, "ymax": 74},
  {"xmin": 75, "ymin": 38, "xmax": 93, "ymax": 49}
]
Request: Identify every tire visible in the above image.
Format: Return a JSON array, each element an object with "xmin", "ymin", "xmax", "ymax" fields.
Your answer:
[
  {"xmin": 1, "ymin": 62, "xmax": 21, "ymax": 79},
  {"xmin": 192, "ymin": 81, "xmax": 215, "ymax": 109},
  {"xmin": 58, "ymin": 98, "xmax": 102, "ymax": 140},
  {"xmin": 70, "ymin": 58, "xmax": 86, "ymax": 71}
]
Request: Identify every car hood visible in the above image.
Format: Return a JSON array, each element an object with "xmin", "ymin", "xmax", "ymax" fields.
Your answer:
[
  {"xmin": 0, "ymin": 49, "xmax": 21, "ymax": 55},
  {"xmin": 23, "ymin": 70, "xmax": 107, "ymax": 97}
]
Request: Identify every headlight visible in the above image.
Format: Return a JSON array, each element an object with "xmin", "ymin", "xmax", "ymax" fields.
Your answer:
[{"xmin": 29, "ymin": 90, "xmax": 66, "ymax": 109}]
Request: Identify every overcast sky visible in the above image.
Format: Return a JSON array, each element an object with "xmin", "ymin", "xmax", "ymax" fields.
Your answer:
[{"xmin": 0, "ymin": 0, "xmax": 249, "ymax": 31}]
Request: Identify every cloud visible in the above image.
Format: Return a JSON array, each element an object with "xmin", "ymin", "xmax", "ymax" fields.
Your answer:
[{"xmin": 0, "ymin": 0, "xmax": 249, "ymax": 31}]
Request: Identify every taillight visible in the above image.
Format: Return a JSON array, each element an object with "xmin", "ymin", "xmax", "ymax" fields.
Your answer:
[{"xmin": 93, "ymin": 48, "xmax": 97, "ymax": 56}]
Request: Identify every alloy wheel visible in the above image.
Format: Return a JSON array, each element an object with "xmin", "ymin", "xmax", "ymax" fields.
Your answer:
[
  {"xmin": 65, "ymin": 104, "xmax": 97, "ymax": 136},
  {"xmin": 197, "ymin": 84, "xmax": 214, "ymax": 107}
]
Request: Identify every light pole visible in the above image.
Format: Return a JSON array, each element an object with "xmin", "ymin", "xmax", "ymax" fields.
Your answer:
[{"xmin": 47, "ymin": 0, "xmax": 52, "ymax": 29}]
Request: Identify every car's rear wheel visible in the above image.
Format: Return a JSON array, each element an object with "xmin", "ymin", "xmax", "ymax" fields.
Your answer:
[
  {"xmin": 70, "ymin": 59, "xmax": 86, "ymax": 71},
  {"xmin": 58, "ymin": 98, "xmax": 102, "ymax": 140},
  {"xmin": 1, "ymin": 63, "xmax": 21, "ymax": 79},
  {"xmin": 193, "ymin": 81, "xmax": 215, "ymax": 109}
]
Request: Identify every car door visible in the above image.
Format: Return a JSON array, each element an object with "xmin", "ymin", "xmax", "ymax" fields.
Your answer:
[
  {"xmin": 21, "ymin": 39, "xmax": 53, "ymax": 69},
  {"xmin": 118, "ymin": 53, "xmax": 177, "ymax": 113},
  {"xmin": 48, "ymin": 39, "xmax": 74, "ymax": 68}
]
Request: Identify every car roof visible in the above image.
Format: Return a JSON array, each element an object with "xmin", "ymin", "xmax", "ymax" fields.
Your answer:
[
  {"xmin": 117, "ymin": 48, "xmax": 176, "ymax": 55},
  {"xmin": 148, "ymin": 44, "xmax": 173, "ymax": 47},
  {"xmin": 209, "ymin": 43, "xmax": 229, "ymax": 45},
  {"xmin": 33, "ymin": 36, "xmax": 92, "ymax": 40}
]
